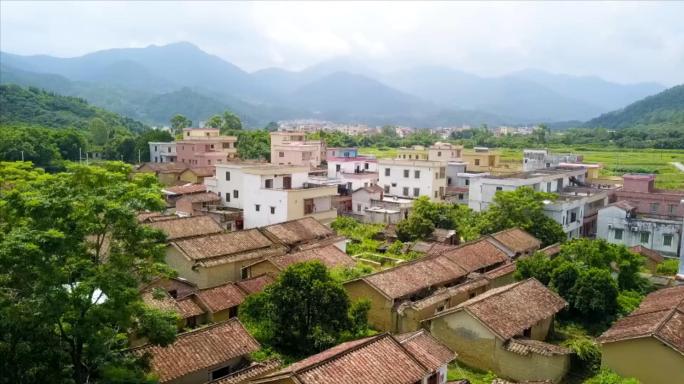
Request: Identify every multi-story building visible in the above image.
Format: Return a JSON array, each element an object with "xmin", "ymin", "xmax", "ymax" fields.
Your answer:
[
  {"xmin": 270, "ymin": 131, "xmax": 325, "ymax": 168},
  {"xmin": 523, "ymin": 149, "xmax": 582, "ymax": 172},
  {"xmin": 428, "ymin": 142, "xmax": 463, "ymax": 162},
  {"xmin": 205, "ymin": 163, "xmax": 338, "ymax": 228},
  {"xmin": 149, "ymin": 142, "xmax": 177, "ymax": 163},
  {"xmin": 614, "ymin": 174, "xmax": 684, "ymax": 219},
  {"xmin": 395, "ymin": 145, "xmax": 429, "ymax": 160},
  {"xmin": 176, "ymin": 128, "xmax": 238, "ymax": 167},
  {"xmin": 378, "ymin": 158, "xmax": 447, "ymax": 201},
  {"xmin": 462, "ymin": 147, "xmax": 501, "ymax": 172},
  {"xmin": 326, "ymin": 150, "xmax": 378, "ymax": 191},
  {"xmin": 468, "ymin": 167, "xmax": 602, "ymax": 238},
  {"xmin": 597, "ymin": 201, "xmax": 683, "ymax": 260}
]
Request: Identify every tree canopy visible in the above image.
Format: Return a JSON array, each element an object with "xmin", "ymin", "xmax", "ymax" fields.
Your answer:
[{"xmin": 0, "ymin": 162, "xmax": 178, "ymax": 384}]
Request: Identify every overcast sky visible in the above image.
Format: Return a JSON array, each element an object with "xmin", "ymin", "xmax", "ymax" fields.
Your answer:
[{"xmin": 1, "ymin": 1, "xmax": 683, "ymax": 85}]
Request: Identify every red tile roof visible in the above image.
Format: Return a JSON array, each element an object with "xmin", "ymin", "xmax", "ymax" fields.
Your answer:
[
  {"xmin": 629, "ymin": 245, "xmax": 665, "ymax": 263},
  {"xmin": 541, "ymin": 243, "xmax": 561, "ymax": 257},
  {"xmin": 141, "ymin": 290, "xmax": 205, "ymax": 319},
  {"xmin": 132, "ymin": 319, "xmax": 260, "ymax": 383},
  {"xmin": 261, "ymin": 217, "xmax": 334, "ymax": 246},
  {"xmin": 175, "ymin": 295, "xmax": 205, "ymax": 318},
  {"xmin": 267, "ymin": 244, "xmax": 355, "ymax": 270},
  {"xmin": 209, "ymin": 359, "xmax": 282, "ymax": 384},
  {"xmin": 395, "ymin": 330, "xmax": 456, "ymax": 371},
  {"xmin": 428, "ymin": 279, "xmax": 567, "ymax": 340},
  {"xmin": 177, "ymin": 192, "xmax": 221, "ymax": 204},
  {"xmin": 183, "ymin": 166, "xmax": 215, "ymax": 177},
  {"xmin": 146, "ymin": 215, "xmax": 223, "ymax": 240},
  {"xmin": 490, "ymin": 228, "xmax": 541, "ymax": 254},
  {"xmin": 599, "ymin": 285, "xmax": 684, "ymax": 353},
  {"xmin": 254, "ymin": 333, "xmax": 453, "ymax": 384},
  {"xmin": 236, "ymin": 274, "xmax": 275, "ymax": 295},
  {"xmin": 163, "ymin": 184, "xmax": 207, "ymax": 195},
  {"xmin": 196, "ymin": 283, "xmax": 247, "ymax": 313},
  {"xmin": 441, "ymin": 238, "xmax": 509, "ymax": 273}
]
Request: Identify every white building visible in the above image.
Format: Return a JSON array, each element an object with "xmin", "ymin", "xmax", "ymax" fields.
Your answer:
[
  {"xmin": 523, "ymin": 149, "xmax": 582, "ymax": 172},
  {"xmin": 327, "ymin": 154, "xmax": 379, "ymax": 191},
  {"xmin": 378, "ymin": 159, "xmax": 447, "ymax": 201},
  {"xmin": 205, "ymin": 163, "xmax": 338, "ymax": 228},
  {"xmin": 597, "ymin": 201, "xmax": 683, "ymax": 260},
  {"xmin": 149, "ymin": 142, "xmax": 177, "ymax": 163},
  {"xmin": 468, "ymin": 167, "xmax": 593, "ymax": 238},
  {"xmin": 428, "ymin": 142, "xmax": 463, "ymax": 162}
]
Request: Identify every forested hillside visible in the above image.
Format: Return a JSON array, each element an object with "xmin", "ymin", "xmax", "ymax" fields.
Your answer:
[{"xmin": 585, "ymin": 84, "xmax": 684, "ymax": 129}]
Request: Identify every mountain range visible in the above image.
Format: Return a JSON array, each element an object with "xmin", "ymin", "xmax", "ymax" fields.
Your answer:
[{"xmin": 0, "ymin": 42, "xmax": 668, "ymax": 128}]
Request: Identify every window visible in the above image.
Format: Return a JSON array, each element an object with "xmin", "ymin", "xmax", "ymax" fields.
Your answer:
[
  {"xmin": 154, "ymin": 146, "xmax": 158, "ymax": 151},
  {"xmin": 385, "ymin": 168, "xmax": 390, "ymax": 176},
  {"xmin": 414, "ymin": 170, "xmax": 420, "ymax": 179},
  {"xmin": 168, "ymin": 289, "xmax": 178, "ymax": 299},
  {"xmin": 384, "ymin": 185, "xmax": 390, "ymax": 193},
  {"xmin": 437, "ymin": 151, "xmax": 442, "ymax": 157},
  {"xmin": 264, "ymin": 179, "xmax": 273, "ymax": 189},
  {"xmin": 403, "ymin": 187, "xmax": 409, "ymax": 196},
  {"xmin": 270, "ymin": 206, "xmax": 275, "ymax": 214},
  {"xmin": 640, "ymin": 231, "xmax": 650, "ymax": 244},
  {"xmin": 474, "ymin": 159, "xmax": 480, "ymax": 166},
  {"xmin": 279, "ymin": 152, "xmax": 284, "ymax": 158},
  {"xmin": 664, "ymin": 234, "xmax": 673, "ymax": 247},
  {"xmin": 255, "ymin": 204, "xmax": 260, "ymax": 212},
  {"xmin": 364, "ymin": 163, "xmax": 369, "ymax": 170},
  {"xmin": 225, "ymin": 171, "xmax": 230, "ymax": 181},
  {"xmin": 186, "ymin": 315, "xmax": 197, "ymax": 329},
  {"xmin": 336, "ymin": 164, "xmax": 341, "ymax": 172},
  {"xmin": 226, "ymin": 193, "xmax": 230, "ymax": 202},
  {"xmin": 304, "ymin": 198, "xmax": 314, "ymax": 214},
  {"xmin": 570, "ymin": 212, "xmax": 577, "ymax": 223},
  {"xmin": 211, "ymin": 366, "xmax": 233, "ymax": 381},
  {"xmin": 228, "ymin": 306, "xmax": 238, "ymax": 318},
  {"xmin": 404, "ymin": 169, "xmax": 409, "ymax": 178},
  {"xmin": 651, "ymin": 203, "xmax": 659, "ymax": 213},
  {"xmin": 357, "ymin": 204, "xmax": 362, "ymax": 212},
  {"xmin": 413, "ymin": 188, "xmax": 420, "ymax": 197},
  {"xmin": 614, "ymin": 228, "xmax": 623, "ymax": 240},
  {"xmin": 465, "ymin": 179, "xmax": 470, "ymax": 186},
  {"xmin": 669, "ymin": 204, "xmax": 677, "ymax": 214},
  {"xmin": 458, "ymin": 193, "xmax": 464, "ymax": 200},
  {"xmin": 233, "ymin": 190, "xmax": 238, "ymax": 199},
  {"xmin": 434, "ymin": 191, "xmax": 438, "ymax": 198},
  {"xmin": 547, "ymin": 182, "xmax": 552, "ymax": 192},
  {"xmin": 496, "ymin": 186, "xmax": 503, "ymax": 191}
]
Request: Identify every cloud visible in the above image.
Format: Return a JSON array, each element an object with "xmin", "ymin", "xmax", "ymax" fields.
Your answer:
[{"xmin": 1, "ymin": 1, "xmax": 682, "ymax": 85}]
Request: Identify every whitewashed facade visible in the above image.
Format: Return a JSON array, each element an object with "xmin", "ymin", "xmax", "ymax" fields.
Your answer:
[
  {"xmin": 149, "ymin": 142, "xmax": 177, "ymax": 163},
  {"xmin": 378, "ymin": 159, "xmax": 447, "ymax": 201}
]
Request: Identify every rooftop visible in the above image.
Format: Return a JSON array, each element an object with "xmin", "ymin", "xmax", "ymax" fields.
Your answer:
[
  {"xmin": 235, "ymin": 274, "xmax": 276, "ymax": 295},
  {"xmin": 172, "ymin": 229, "xmax": 285, "ymax": 267},
  {"xmin": 209, "ymin": 359, "xmax": 282, "ymax": 384},
  {"xmin": 196, "ymin": 282, "xmax": 247, "ymax": 313},
  {"xmin": 266, "ymin": 244, "xmax": 355, "ymax": 270},
  {"xmin": 484, "ymin": 167, "xmax": 585, "ymax": 180},
  {"xmin": 163, "ymin": 183, "xmax": 207, "ymax": 196},
  {"xmin": 598, "ymin": 285, "xmax": 684, "ymax": 354},
  {"xmin": 131, "ymin": 319, "xmax": 260, "ymax": 383},
  {"xmin": 489, "ymin": 228, "xmax": 541, "ymax": 254},
  {"xmin": 427, "ymin": 279, "xmax": 568, "ymax": 340},
  {"xmin": 629, "ymin": 245, "xmax": 665, "ymax": 264},
  {"xmin": 146, "ymin": 215, "xmax": 223, "ymax": 241},
  {"xmin": 183, "ymin": 166, "xmax": 215, "ymax": 177},
  {"xmin": 261, "ymin": 217, "xmax": 335, "ymax": 247},
  {"xmin": 177, "ymin": 192, "xmax": 221, "ymax": 204}
]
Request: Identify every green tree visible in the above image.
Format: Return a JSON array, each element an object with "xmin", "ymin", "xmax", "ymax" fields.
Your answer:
[
  {"xmin": 169, "ymin": 114, "xmax": 192, "ymax": 135},
  {"xmin": 135, "ymin": 129, "xmax": 174, "ymax": 163},
  {"xmin": 480, "ymin": 186, "xmax": 566, "ymax": 246},
  {"xmin": 0, "ymin": 162, "xmax": 177, "ymax": 384},
  {"xmin": 205, "ymin": 114, "xmax": 223, "ymax": 129},
  {"xmin": 656, "ymin": 258, "xmax": 679, "ymax": 275},
  {"xmin": 221, "ymin": 111, "xmax": 242, "ymax": 133},
  {"xmin": 264, "ymin": 121, "xmax": 279, "ymax": 132},
  {"xmin": 236, "ymin": 130, "xmax": 270, "ymax": 160},
  {"xmin": 240, "ymin": 261, "xmax": 367, "ymax": 356},
  {"xmin": 89, "ymin": 117, "xmax": 110, "ymax": 146},
  {"xmin": 549, "ymin": 261, "xmax": 581, "ymax": 300},
  {"xmin": 514, "ymin": 252, "xmax": 555, "ymax": 285},
  {"xmin": 572, "ymin": 268, "xmax": 619, "ymax": 322},
  {"xmin": 396, "ymin": 214, "xmax": 435, "ymax": 242}
]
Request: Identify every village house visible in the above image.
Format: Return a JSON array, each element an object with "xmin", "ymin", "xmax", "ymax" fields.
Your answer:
[
  {"xmin": 628, "ymin": 245, "xmax": 665, "ymax": 273},
  {"xmin": 352, "ymin": 191, "xmax": 414, "ymax": 224},
  {"xmin": 251, "ymin": 330, "xmax": 456, "ymax": 384},
  {"xmin": 424, "ymin": 279, "xmax": 571, "ymax": 383},
  {"xmin": 166, "ymin": 229, "xmax": 287, "ymax": 288},
  {"xmin": 175, "ymin": 192, "xmax": 222, "ymax": 217},
  {"xmin": 597, "ymin": 200, "xmax": 683, "ymax": 259},
  {"xmin": 378, "ymin": 158, "xmax": 447, "ymax": 201},
  {"xmin": 207, "ymin": 359, "xmax": 282, "ymax": 384},
  {"xmin": 135, "ymin": 162, "xmax": 188, "ymax": 186},
  {"xmin": 145, "ymin": 215, "xmax": 224, "ymax": 241},
  {"xmin": 270, "ymin": 131, "xmax": 325, "ymax": 168},
  {"xmin": 614, "ymin": 174, "xmax": 684, "ymax": 218},
  {"xmin": 598, "ymin": 285, "xmax": 684, "ymax": 384},
  {"xmin": 205, "ymin": 163, "xmax": 338, "ymax": 228},
  {"xmin": 488, "ymin": 228, "xmax": 542, "ymax": 259},
  {"xmin": 259, "ymin": 216, "xmax": 347, "ymax": 252},
  {"xmin": 522, "ymin": 149, "xmax": 582, "ymax": 172},
  {"xmin": 428, "ymin": 142, "xmax": 463, "ymax": 162},
  {"xmin": 461, "ymin": 147, "xmax": 501, "ymax": 172},
  {"xmin": 344, "ymin": 235, "xmax": 517, "ymax": 332},
  {"xmin": 242, "ymin": 244, "xmax": 355, "ymax": 279},
  {"xmin": 325, "ymin": 148, "xmax": 379, "ymax": 190},
  {"xmin": 179, "ymin": 166, "xmax": 215, "ymax": 184},
  {"xmin": 176, "ymin": 128, "xmax": 238, "ymax": 166},
  {"xmin": 162, "ymin": 183, "xmax": 207, "ymax": 207},
  {"xmin": 149, "ymin": 141, "xmax": 177, "ymax": 163},
  {"xmin": 130, "ymin": 319, "xmax": 260, "ymax": 384}
]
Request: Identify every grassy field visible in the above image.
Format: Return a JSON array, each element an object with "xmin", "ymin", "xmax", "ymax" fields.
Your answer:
[{"xmin": 359, "ymin": 146, "xmax": 684, "ymax": 189}]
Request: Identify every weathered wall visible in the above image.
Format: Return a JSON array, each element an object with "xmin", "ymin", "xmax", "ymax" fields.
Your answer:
[
  {"xmin": 343, "ymin": 280, "xmax": 394, "ymax": 331},
  {"xmin": 602, "ymin": 338, "xmax": 684, "ymax": 384},
  {"xmin": 429, "ymin": 310, "xmax": 497, "ymax": 370},
  {"xmin": 494, "ymin": 338, "xmax": 570, "ymax": 383}
]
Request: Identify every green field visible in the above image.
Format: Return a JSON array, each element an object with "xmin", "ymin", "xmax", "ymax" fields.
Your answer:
[{"xmin": 359, "ymin": 146, "xmax": 684, "ymax": 189}]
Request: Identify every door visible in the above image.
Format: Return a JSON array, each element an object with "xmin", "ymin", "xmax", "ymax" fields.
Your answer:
[{"xmin": 283, "ymin": 176, "xmax": 292, "ymax": 189}]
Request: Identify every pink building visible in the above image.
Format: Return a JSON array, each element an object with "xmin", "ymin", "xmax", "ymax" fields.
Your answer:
[
  {"xmin": 270, "ymin": 131, "xmax": 325, "ymax": 168},
  {"xmin": 614, "ymin": 174, "xmax": 684, "ymax": 218},
  {"xmin": 176, "ymin": 128, "xmax": 238, "ymax": 167}
]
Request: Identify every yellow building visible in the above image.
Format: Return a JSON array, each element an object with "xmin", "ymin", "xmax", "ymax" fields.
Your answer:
[
  {"xmin": 179, "ymin": 166, "xmax": 215, "ymax": 184},
  {"xmin": 424, "ymin": 279, "xmax": 571, "ymax": 383},
  {"xmin": 396, "ymin": 145, "xmax": 429, "ymax": 160},
  {"xmin": 461, "ymin": 147, "xmax": 501, "ymax": 172},
  {"xmin": 598, "ymin": 285, "xmax": 684, "ymax": 384},
  {"xmin": 243, "ymin": 244, "xmax": 355, "ymax": 279}
]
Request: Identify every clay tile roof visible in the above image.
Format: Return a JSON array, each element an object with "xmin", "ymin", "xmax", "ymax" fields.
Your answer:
[
  {"xmin": 395, "ymin": 329, "xmax": 456, "ymax": 370},
  {"xmin": 235, "ymin": 274, "xmax": 276, "ymax": 295},
  {"xmin": 484, "ymin": 262, "xmax": 517, "ymax": 280},
  {"xmin": 141, "ymin": 290, "xmax": 206, "ymax": 319},
  {"xmin": 185, "ymin": 166, "xmax": 215, "ymax": 177},
  {"xmin": 172, "ymin": 229, "xmax": 285, "ymax": 266},
  {"xmin": 209, "ymin": 358, "xmax": 282, "ymax": 384},
  {"xmin": 261, "ymin": 217, "xmax": 333, "ymax": 246},
  {"xmin": 599, "ymin": 285, "xmax": 684, "ymax": 354},
  {"xmin": 196, "ymin": 283, "xmax": 246, "ymax": 313},
  {"xmin": 177, "ymin": 192, "xmax": 221, "ymax": 204},
  {"xmin": 175, "ymin": 295, "xmax": 205, "ymax": 318},
  {"xmin": 137, "ymin": 211, "xmax": 165, "ymax": 222},
  {"xmin": 268, "ymin": 244, "xmax": 355, "ymax": 270},
  {"xmin": 541, "ymin": 243, "xmax": 561, "ymax": 257},
  {"xmin": 137, "ymin": 162, "xmax": 188, "ymax": 173},
  {"xmin": 629, "ymin": 245, "xmax": 665, "ymax": 263},
  {"xmin": 490, "ymin": 228, "xmax": 541, "ymax": 254},
  {"xmin": 610, "ymin": 200, "xmax": 637, "ymax": 211},
  {"xmin": 131, "ymin": 319, "xmax": 260, "ymax": 383},
  {"xmin": 428, "ymin": 279, "xmax": 567, "ymax": 340},
  {"xmin": 442, "ymin": 239, "xmax": 509, "ymax": 273},
  {"xmin": 256, "ymin": 334, "xmax": 434, "ymax": 384},
  {"xmin": 146, "ymin": 216, "xmax": 223, "ymax": 241},
  {"xmin": 504, "ymin": 338, "xmax": 572, "ymax": 356},
  {"xmin": 407, "ymin": 277, "xmax": 490, "ymax": 311},
  {"xmin": 163, "ymin": 184, "xmax": 207, "ymax": 195}
]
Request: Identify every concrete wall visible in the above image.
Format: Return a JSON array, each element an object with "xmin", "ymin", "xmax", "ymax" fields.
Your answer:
[
  {"xmin": 246, "ymin": 260, "xmax": 280, "ymax": 278},
  {"xmin": 601, "ymin": 338, "xmax": 684, "ymax": 384},
  {"xmin": 165, "ymin": 246, "xmax": 265, "ymax": 288},
  {"xmin": 494, "ymin": 338, "xmax": 570, "ymax": 384},
  {"xmin": 344, "ymin": 280, "xmax": 394, "ymax": 331},
  {"xmin": 166, "ymin": 356, "xmax": 246, "ymax": 384},
  {"xmin": 378, "ymin": 162, "xmax": 446, "ymax": 201}
]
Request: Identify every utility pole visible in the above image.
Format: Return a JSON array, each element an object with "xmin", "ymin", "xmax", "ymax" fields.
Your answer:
[
  {"xmin": 79, "ymin": 147, "xmax": 82, "ymax": 164},
  {"xmin": 138, "ymin": 149, "xmax": 141, "ymax": 164},
  {"xmin": 21, "ymin": 151, "xmax": 24, "ymax": 161}
]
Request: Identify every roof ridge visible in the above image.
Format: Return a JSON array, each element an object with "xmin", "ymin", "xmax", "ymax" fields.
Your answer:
[
  {"xmin": 129, "ymin": 318, "xmax": 242, "ymax": 352},
  {"xmin": 291, "ymin": 334, "xmax": 390, "ymax": 376}
]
